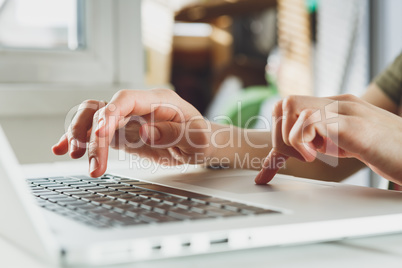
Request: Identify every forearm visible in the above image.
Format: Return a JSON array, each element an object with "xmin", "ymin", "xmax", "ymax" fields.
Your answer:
[
  {"xmin": 205, "ymin": 123, "xmax": 270, "ymax": 169},
  {"xmin": 280, "ymin": 157, "xmax": 365, "ymax": 182},
  {"xmin": 206, "ymin": 123, "xmax": 365, "ymax": 182}
]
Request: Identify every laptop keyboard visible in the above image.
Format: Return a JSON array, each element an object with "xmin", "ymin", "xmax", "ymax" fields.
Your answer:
[{"xmin": 27, "ymin": 174, "xmax": 279, "ymax": 229}]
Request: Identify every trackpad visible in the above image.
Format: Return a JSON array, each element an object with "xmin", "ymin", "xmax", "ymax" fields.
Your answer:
[{"xmin": 175, "ymin": 173, "xmax": 330, "ymax": 194}]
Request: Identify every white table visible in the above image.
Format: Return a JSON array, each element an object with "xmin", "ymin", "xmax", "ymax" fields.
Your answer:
[{"xmin": 2, "ymin": 161, "xmax": 402, "ymax": 268}]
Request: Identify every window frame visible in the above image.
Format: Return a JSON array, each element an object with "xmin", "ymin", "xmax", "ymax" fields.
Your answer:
[{"xmin": 0, "ymin": 0, "xmax": 145, "ymax": 116}]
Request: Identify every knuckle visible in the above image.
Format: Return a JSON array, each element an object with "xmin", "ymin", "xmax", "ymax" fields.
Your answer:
[
  {"xmin": 299, "ymin": 109, "xmax": 313, "ymax": 120},
  {"xmin": 282, "ymin": 96, "xmax": 297, "ymax": 111},
  {"xmin": 114, "ymin": 89, "xmax": 130, "ymax": 99},
  {"xmin": 80, "ymin": 99, "xmax": 100, "ymax": 109},
  {"xmin": 343, "ymin": 102, "xmax": 361, "ymax": 115},
  {"xmin": 272, "ymin": 100, "xmax": 283, "ymax": 116},
  {"xmin": 288, "ymin": 131, "xmax": 299, "ymax": 147},
  {"xmin": 153, "ymin": 88, "xmax": 176, "ymax": 98},
  {"xmin": 339, "ymin": 94, "xmax": 357, "ymax": 102},
  {"xmin": 166, "ymin": 123, "xmax": 180, "ymax": 141},
  {"xmin": 82, "ymin": 99, "xmax": 99, "ymax": 106},
  {"xmin": 87, "ymin": 141, "xmax": 98, "ymax": 156},
  {"xmin": 93, "ymin": 109, "xmax": 102, "ymax": 120},
  {"xmin": 69, "ymin": 124, "xmax": 83, "ymax": 139},
  {"xmin": 337, "ymin": 127, "xmax": 347, "ymax": 142}
]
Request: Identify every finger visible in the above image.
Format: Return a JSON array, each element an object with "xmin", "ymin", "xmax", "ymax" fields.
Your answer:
[
  {"xmin": 87, "ymin": 110, "xmax": 109, "ymax": 177},
  {"xmin": 281, "ymin": 98, "xmax": 296, "ymax": 146},
  {"xmin": 281, "ymin": 96, "xmax": 335, "ymax": 146},
  {"xmin": 68, "ymin": 100, "xmax": 105, "ymax": 159},
  {"xmin": 140, "ymin": 119, "xmax": 209, "ymax": 162},
  {"xmin": 288, "ymin": 109, "xmax": 320, "ymax": 162},
  {"xmin": 289, "ymin": 110, "xmax": 354, "ymax": 161},
  {"xmin": 52, "ymin": 134, "xmax": 68, "ymax": 155},
  {"xmin": 254, "ymin": 149, "xmax": 288, "ymax": 185},
  {"xmin": 96, "ymin": 89, "xmax": 195, "ymax": 139},
  {"xmin": 140, "ymin": 119, "xmax": 208, "ymax": 146},
  {"xmin": 272, "ymin": 100, "xmax": 305, "ymax": 161}
]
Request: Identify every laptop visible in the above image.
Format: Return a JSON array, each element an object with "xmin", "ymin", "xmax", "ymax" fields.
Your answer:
[{"xmin": 2, "ymin": 126, "xmax": 402, "ymax": 266}]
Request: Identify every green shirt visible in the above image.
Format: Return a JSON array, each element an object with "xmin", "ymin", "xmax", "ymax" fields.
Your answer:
[
  {"xmin": 374, "ymin": 52, "xmax": 402, "ymax": 107},
  {"xmin": 373, "ymin": 52, "xmax": 402, "ymax": 189}
]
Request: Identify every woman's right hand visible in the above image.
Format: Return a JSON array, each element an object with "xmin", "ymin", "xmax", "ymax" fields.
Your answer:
[{"xmin": 52, "ymin": 88, "xmax": 215, "ymax": 177}]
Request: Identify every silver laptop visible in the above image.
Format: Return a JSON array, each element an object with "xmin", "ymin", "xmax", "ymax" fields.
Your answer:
[{"xmin": 2, "ymin": 125, "xmax": 402, "ymax": 266}]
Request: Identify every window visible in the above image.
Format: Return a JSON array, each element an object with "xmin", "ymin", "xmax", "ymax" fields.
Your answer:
[
  {"xmin": 0, "ymin": 0, "xmax": 144, "ymax": 116},
  {"xmin": 0, "ymin": 0, "xmax": 84, "ymax": 50}
]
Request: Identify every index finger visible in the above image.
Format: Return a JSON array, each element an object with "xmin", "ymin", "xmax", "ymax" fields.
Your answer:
[
  {"xmin": 88, "ymin": 110, "xmax": 109, "ymax": 177},
  {"xmin": 96, "ymin": 89, "xmax": 194, "ymax": 139},
  {"xmin": 254, "ymin": 149, "xmax": 288, "ymax": 185}
]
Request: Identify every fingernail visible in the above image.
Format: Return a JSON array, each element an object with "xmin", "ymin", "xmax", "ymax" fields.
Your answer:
[
  {"xmin": 255, "ymin": 169, "xmax": 276, "ymax": 185},
  {"xmin": 70, "ymin": 139, "xmax": 79, "ymax": 153},
  {"xmin": 144, "ymin": 125, "xmax": 161, "ymax": 142},
  {"xmin": 89, "ymin": 157, "xmax": 99, "ymax": 174},
  {"xmin": 254, "ymin": 170, "xmax": 264, "ymax": 184}
]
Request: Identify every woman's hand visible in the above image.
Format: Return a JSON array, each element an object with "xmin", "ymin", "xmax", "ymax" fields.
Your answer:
[
  {"xmin": 255, "ymin": 94, "xmax": 402, "ymax": 185},
  {"xmin": 52, "ymin": 89, "xmax": 214, "ymax": 177}
]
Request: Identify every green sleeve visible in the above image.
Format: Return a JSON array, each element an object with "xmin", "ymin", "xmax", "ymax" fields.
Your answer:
[{"xmin": 374, "ymin": 52, "xmax": 402, "ymax": 106}]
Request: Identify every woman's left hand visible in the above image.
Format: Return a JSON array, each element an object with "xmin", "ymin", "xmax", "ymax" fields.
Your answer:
[{"xmin": 255, "ymin": 94, "xmax": 402, "ymax": 185}]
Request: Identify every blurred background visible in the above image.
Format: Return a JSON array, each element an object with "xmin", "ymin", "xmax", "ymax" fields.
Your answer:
[{"xmin": 0, "ymin": 0, "xmax": 401, "ymax": 187}]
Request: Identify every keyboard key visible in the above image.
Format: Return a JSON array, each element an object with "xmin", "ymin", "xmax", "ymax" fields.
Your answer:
[
  {"xmin": 140, "ymin": 200, "xmax": 162, "ymax": 211},
  {"xmin": 127, "ymin": 196, "xmax": 149, "ymax": 206},
  {"xmin": 53, "ymin": 177, "xmax": 79, "ymax": 182},
  {"xmin": 87, "ymin": 197, "xmax": 115, "ymax": 204},
  {"xmin": 75, "ymin": 204, "xmax": 99, "ymax": 212},
  {"xmin": 150, "ymin": 203, "xmax": 173, "ymax": 214},
  {"xmin": 29, "ymin": 186, "xmax": 44, "ymax": 190},
  {"xmin": 167, "ymin": 208, "xmax": 209, "ymax": 220},
  {"xmin": 102, "ymin": 191, "xmax": 128, "ymax": 197},
  {"xmin": 32, "ymin": 190, "xmax": 53, "ymax": 196},
  {"xmin": 72, "ymin": 193, "xmax": 98, "ymax": 199},
  {"xmin": 58, "ymin": 200, "xmax": 88, "ymax": 207},
  {"xmin": 48, "ymin": 196, "xmax": 79, "ymax": 202},
  {"xmin": 175, "ymin": 199, "xmax": 202, "ymax": 209},
  {"xmin": 139, "ymin": 211, "xmax": 179, "ymax": 223},
  {"xmin": 125, "ymin": 208, "xmax": 149, "ymax": 218},
  {"xmin": 240, "ymin": 206, "xmax": 275, "ymax": 215},
  {"xmin": 112, "ymin": 203, "xmax": 138, "ymax": 212},
  {"xmin": 136, "ymin": 184, "xmax": 210, "ymax": 199},
  {"xmin": 37, "ymin": 182, "xmax": 59, "ymax": 186},
  {"xmin": 38, "ymin": 192, "xmax": 61, "ymax": 197},
  {"xmin": 120, "ymin": 180, "xmax": 150, "ymax": 186},
  {"xmin": 29, "ymin": 180, "xmax": 50, "ymax": 184},
  {"xmin": 124, "ymin": 188, "xmax": 149, "ymax": 193},
  {"xmin": 65, "ymin": 182, "xmax": 90, "ymax": 186},
  {"xmin": 190, "ymin": 205, "xmax": 209, "ymax": 214},
  {"xmin": 159, "ymin": 195, "xmax": 186, "ymax": 205},
  {"xmin": 96, "ymin": 182, "xmax": 119, "ymax": 186},
  {"xmin": 101, "ymin": 200, "xmax": 126, "ymax": 209},
  {"xmin": 205, "ymin": 207, "xmax": 237, "ymax": 217},
  {"xmin": 59, "ymin": 190, "xmax": 87, "ymax": 195},
  {"xmin": 77, "ymin": 185, "xmax": 105, "ymax": 190},
  {"xmin": 45, "ymin": 185, "xmax": 71, "ymax": 190},
  {"xmin": 114, "ymin": 194, "xmax": 140, "ymax": 202},
  {"xmin": 223, "ymin": 203, "xmax": 244, "ymax": 212},
  {"xmin": 27, "ymin": 178, "xmax": 49, "ymax": 182}
]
